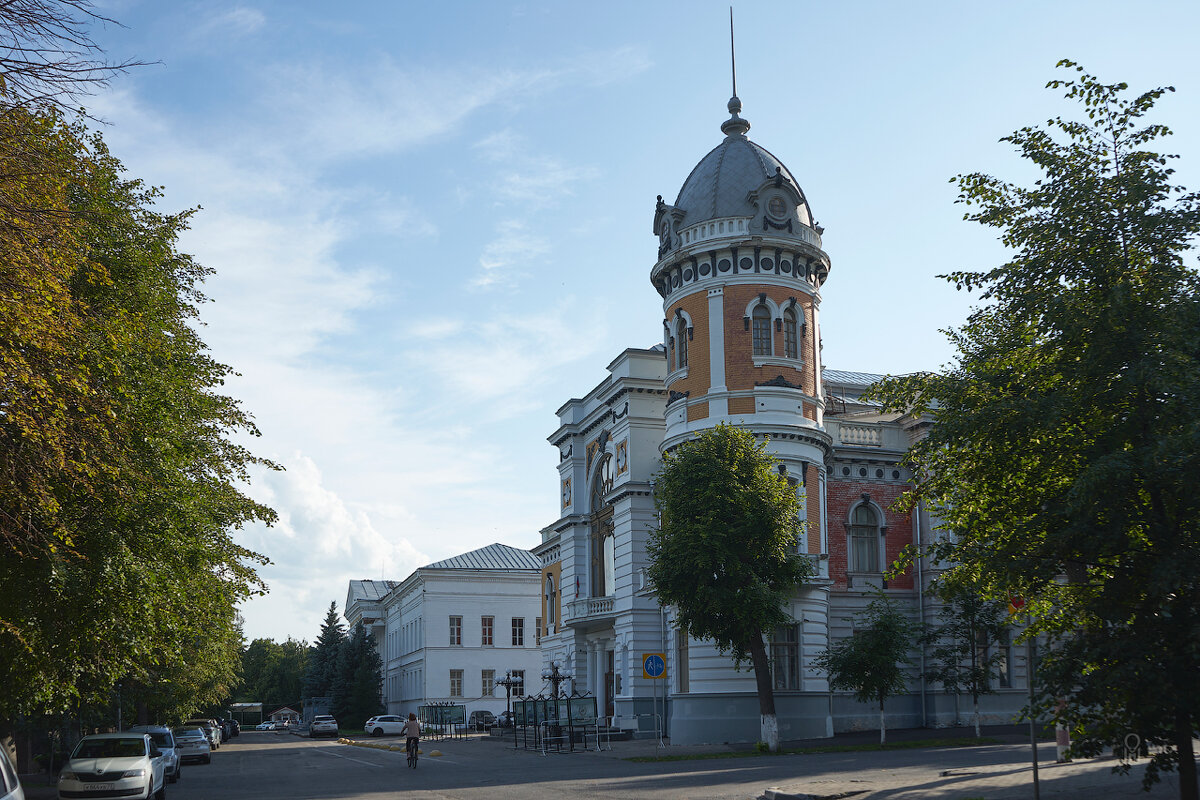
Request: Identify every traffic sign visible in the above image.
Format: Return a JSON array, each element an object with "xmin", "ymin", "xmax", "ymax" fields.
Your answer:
[{"xmin": 642, "ymin": 652, "xmax": 666, "ymax": 679}]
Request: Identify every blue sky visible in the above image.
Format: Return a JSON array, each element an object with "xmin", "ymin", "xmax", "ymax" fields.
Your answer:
[{"xmin": 88, "ymin": 1, "xmax": 1200, "ymax": 642}]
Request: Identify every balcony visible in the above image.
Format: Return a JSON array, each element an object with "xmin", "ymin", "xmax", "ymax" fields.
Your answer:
[{"xmin": 565, "ymin": 596, "xmax": 617, "ymax": 628}]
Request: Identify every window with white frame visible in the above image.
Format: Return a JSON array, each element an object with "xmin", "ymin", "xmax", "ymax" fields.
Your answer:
[
  {"xmin": 783, "ymin": 307, "xmax": 800, "ymax": 359},
  {"xmin": 481, "ymin": 615, "xmax": 494, "ymax": 646},
  {"xmin": 535, "ymin": 616, "xmax": 542, "ymax": 645},
  {"xmin": 752, "ymin": 304, "xmax": 772, "ymax": 355},
  {"xmin": 450, "ymin": 669, "xmax": 463, "ymax": 697},
  {"xmin": 511, "ymin": 617, "xmax": 524, "ymax": 646},
  {"xmin": 449, "ymin": 615, "xmax": 462, "ymax": 646},
  {"xmin": 482, "ymin": 669, "xmax": 495, "ymax": 697},
  {"xmin": 511, "ymin": 669, "xmax": 525, "ymax": 696},
  {"xmin": 997, "ymin": 629, "xmax": 1012, "ymax": 688},
  {"xmin": 770, "ymin": 624, "xmax": 800, "ymax": 690},
  {"xmin": 849, "ymin": 504, "xmax": 881, "ymax": 572}
]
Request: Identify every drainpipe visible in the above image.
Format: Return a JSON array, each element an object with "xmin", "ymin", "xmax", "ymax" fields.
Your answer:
[{"xmin": 915, "ymin": 499, "xmax": 927, "ymax": 728}]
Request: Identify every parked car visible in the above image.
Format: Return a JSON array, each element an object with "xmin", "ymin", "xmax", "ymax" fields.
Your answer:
[
  {"xmin": 57, "ymin": 732, "xmax": 166, "ymax": 800},
  {"xmin": 254, "ymin": 722, "xmax": 273, "ymax": 731},
  {"xmin": 171, "ymin": 728, "xmax": 211, "ymax": 765},
  {"xmin": 128, "ymin": 727, "xmax": 180, "ymax": 783},
  {"xmin": 363, "ymin": 715, "xmax": 405, "ymax": 737},
  {"xmin": 271, "ymin": 720, "xmax": 289, "ymax": 731},
  {"xmin": 224, "ymin": 719, "xmax": 240, "ymax": 737},
  {"xmin": 308, "ymin": 715, "xmax": 338, "ymax": 738},
  {"xmin": 467, "ymin": 710, "xmax": 496, "ymax": 731},
  {"xmin": 0, "ymin": 742, "xmax": 24, "ymax": 800},
  {"xmin": 496, "ymin": 710, "xmax": 515, "ymax": 728},
  {"xmin": 184, "ymin": 719, "xmax": 219, "ymax": 750}
]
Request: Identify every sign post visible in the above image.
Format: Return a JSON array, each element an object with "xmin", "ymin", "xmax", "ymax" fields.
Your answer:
[{"xmin": 642, "ymin": 653, "xmax": 666, "ymax": 750}]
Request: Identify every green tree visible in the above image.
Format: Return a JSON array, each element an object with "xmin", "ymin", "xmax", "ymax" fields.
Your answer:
[
  {"xmin": 814, "ymin": 593, "xmax": 915, "ymax": 745},
  {"xmin": 303, "ymin": 603, "xmax": 346, "ymax": 700},
  {"xmin": 919, "ymin": 590, "xmax": 1008, "ymax": 737},
  {"xmin": 872, "ymin": 62, "xmax": 1200, "ymax": 799},
  {"xmin": 330, "ymin": 622, "xmax": 383, "ymax": 727},
  {"xmin": 0, "ymin": 108, "xmax": 276, "ymax": 725},
  {"xmin": 236, "ymin": 638, "xmax": 310, "ymax": 711},
  {"xmin": 647, "ymin": 423, "xmax": 813, "ymax": 752}
]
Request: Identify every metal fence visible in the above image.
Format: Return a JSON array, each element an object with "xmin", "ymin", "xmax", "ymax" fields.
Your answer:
[
  {"xmin": 512, "ymin": 692, "xmax": 605, "ymax": 754},
  {"xmin": 417, "ymin": 702, "xmax": 467, "ymax": 741}
]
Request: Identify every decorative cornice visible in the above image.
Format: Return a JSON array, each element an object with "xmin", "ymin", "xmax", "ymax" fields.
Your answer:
[{"xmin": 756, "ymin": 374, "xmax": 802, "ymax": 390}]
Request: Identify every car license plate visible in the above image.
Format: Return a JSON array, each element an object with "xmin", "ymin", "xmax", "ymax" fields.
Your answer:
[{"xmin": 91, "ymin": 784, "xmax": 114, "ymax": 791}]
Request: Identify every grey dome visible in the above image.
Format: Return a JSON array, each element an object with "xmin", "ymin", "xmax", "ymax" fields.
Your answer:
[{"xmin": 673, "ymin": 133, "xmax": 812, "ymax": 228}]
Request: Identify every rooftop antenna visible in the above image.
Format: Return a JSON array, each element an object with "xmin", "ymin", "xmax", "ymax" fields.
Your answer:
[{"xmin": 721, "ymin": 7, "xmax": 750, "ymax": 136}]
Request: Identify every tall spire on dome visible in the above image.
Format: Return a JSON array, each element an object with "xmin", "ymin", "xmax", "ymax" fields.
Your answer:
[{"xmin": 721, "ymin": 7, "xmax": 750, "ymax": 137}]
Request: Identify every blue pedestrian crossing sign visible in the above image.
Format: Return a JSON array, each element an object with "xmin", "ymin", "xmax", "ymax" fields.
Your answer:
[{"xmin": 642, "ymin": 652, "xmax": 666, "ymax": 679}]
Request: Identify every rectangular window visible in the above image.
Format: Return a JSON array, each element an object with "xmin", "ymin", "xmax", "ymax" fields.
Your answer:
[
  {"xmin": 752, "ymin": 314, "xmax": 771, "ymax": 355},
  {"xmin": 784, "ymin": 316, "xmax": 799, "ymax": 359},
  {"xmin": 511, "ymin": 669, "xmax": 525, "ymax": 696},
  {"xmin": 535, "ymin": 616, "xmax": 542, "ymax": 645},
  {"xmin": 449, "ymin": 669, "xmax": 463, "ymax": 697},
  {"xmin": 849, "ymin": 527, "xmax": 879, "ymax": 572},
  {"xmin": 482, "ymin": 669, "xmax": 495, "ymax": 697},
  {"xmin": 770, "ymin": 624, "xmax": 800, "ymax": 690},
  {"xmin": 511, "ymin": 617, "xmax": 525, "ymax": 646},
  {"xmin": 997, "ymin": 629, "xmax": 1012, "ymax": 688},
  {"xmin": 481, "ymin": 615, "xmax": 494, "ymax": 646},
  {"xmin": 449, "ymin": 615, "xmax": 462, "ymax": 646}
]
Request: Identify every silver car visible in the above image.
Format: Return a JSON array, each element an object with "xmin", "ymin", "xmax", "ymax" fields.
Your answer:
[
  {"xmin": 171, "ymin": 728, "xmax": 211, "ymax": 765},
  {"xmin": 128, "ymin": 727, "xmax": 180, "ymax": 783},
  {"xmin": 57, "ymin": 733, "xmax": 165, "ymax": 800}
]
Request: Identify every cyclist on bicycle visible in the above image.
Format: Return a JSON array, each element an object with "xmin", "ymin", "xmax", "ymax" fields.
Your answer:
[{"xmin": 401, "ymin": 713, "xmax": 420, "ymax": 766}]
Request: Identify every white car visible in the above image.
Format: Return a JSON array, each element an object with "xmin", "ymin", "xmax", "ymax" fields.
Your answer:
[
  {"xmin": 363, "ymin": 715, "xmax": 405, "ymax": 737},
  {"xmin": 58, "ymin": 733, "xmax": 166, "ymax": 800},
  {"xmin": 0, "ymin": 743, "xmax": 25, "ymax": 800},
  {"xmin": 128, "ymin": 727, "xmax": 180, "ymax": 783},
  {"xmin": 308, "ymin": 716, "xmax": 338, "ymax": 738},
  {"xmin": 254, "ymin": 722, "xmax": 273, "ymax": 731}
]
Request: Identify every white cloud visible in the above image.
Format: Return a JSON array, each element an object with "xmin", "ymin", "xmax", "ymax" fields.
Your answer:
[
  {"xmin": 197, "ymin": 7, "xmax": 266, "ymax": 38},
  {"xmin": 474, "ymin": 219, "xmax": 549, "ymax": 289}
]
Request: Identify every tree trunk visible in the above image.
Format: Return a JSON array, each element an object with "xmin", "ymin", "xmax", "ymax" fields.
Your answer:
[
  {"xmin": 1175, "ymin": 706, "xmax": 1198, "ymax": 800},
  {"xmin": 879, "ymin": 697, "xmax": 887, "ymax": 745},
  {"xmin": 973, "ymin": 694, "xmax": 980, "ymax": 738},
  {"xmin": 748, "ymin": 635, "xmax": 779, "ymax": 752}
]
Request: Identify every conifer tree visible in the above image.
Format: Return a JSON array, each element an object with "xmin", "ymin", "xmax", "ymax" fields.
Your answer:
[{"xmin": 303, "ymin": 603, "xmax": 345, "ymax": 700}]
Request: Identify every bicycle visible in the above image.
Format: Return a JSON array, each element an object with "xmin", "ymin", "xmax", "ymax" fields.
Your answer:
[{"xmin": 406, "ymin": 737, "xmax": 418, "ymax": 769}]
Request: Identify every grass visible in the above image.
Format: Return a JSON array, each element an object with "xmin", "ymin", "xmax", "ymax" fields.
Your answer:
[{"xmin": 626, "ymin": 737, "xmax": 1000, "ymax": 762}]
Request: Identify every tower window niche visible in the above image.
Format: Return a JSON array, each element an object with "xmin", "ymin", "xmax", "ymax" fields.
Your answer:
[{"xmin": 752, "ymin": 304, "xmax": 772, "ymax": 356}]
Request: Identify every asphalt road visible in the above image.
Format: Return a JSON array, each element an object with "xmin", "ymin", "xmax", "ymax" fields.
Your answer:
[{"xmin": 153, "ymin": 728, "xmax": 1188, "ymax": 800}]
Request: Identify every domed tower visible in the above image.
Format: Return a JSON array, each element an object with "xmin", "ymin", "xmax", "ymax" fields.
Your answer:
[{"xmin": 652, "ymin": 93, "xmax": 832, "ymax": 561}]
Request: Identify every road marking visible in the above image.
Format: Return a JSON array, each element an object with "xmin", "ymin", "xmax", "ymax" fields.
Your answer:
[{"xmin": 311, "ymin": 747, "xmax": 385, "ymax": 768}]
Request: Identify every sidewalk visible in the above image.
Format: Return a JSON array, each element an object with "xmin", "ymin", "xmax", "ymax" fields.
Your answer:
[{"xmin": 484, "ymin": 724, "xmax": 1191, "ymax": 799}]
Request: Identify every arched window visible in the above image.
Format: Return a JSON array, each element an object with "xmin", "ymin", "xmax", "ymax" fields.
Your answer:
[
  {"xmin": 752, "ymin": 304, "xmax": 772, "ymax": 356},
  {"xmin": 675, "ymin": 318, "xmax": 688, "ymax": 369},
  {"xmin": 849, "ymin": 503, "xmax": 880, "ymax": 572},
  {"xmin": 783, "ymin": 308, "xmax": 800, "ymax": 359},
  {"xmin": 590, "ymin": 456, "xmax": 615, "ymax": 597},
  {"xmin": 544, "ymin": 575, "xmax": 556, "ymax": 630}
]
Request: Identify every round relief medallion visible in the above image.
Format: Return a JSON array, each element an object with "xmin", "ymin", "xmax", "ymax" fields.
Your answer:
[{"xmin": 768, "ymin": 196, "xmax": 786, "ymax": 218}]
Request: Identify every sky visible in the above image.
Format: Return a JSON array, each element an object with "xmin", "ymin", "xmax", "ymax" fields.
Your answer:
[{"xmin": 84, "ymin": 1, "xmax": 1200, "ymax": 643}]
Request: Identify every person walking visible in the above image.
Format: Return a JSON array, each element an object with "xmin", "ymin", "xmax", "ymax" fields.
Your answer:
[{"xmin": 401, "ymin": 713, "xmax": 421, "ymax": 768}]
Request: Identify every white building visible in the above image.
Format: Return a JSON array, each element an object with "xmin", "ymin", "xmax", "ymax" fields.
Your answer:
[
  {"xmin": 345, "ymin": 579, "xmax": 397, "ymax": 672},
  {"xmin": 372, "ymin": 543, "xmax": 544, "ymax": 719}
]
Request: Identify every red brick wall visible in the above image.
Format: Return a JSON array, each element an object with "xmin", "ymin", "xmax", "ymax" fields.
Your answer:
[{"xmin": 826, "ymin": 477, "xmax": 914, "ymax": 590}]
